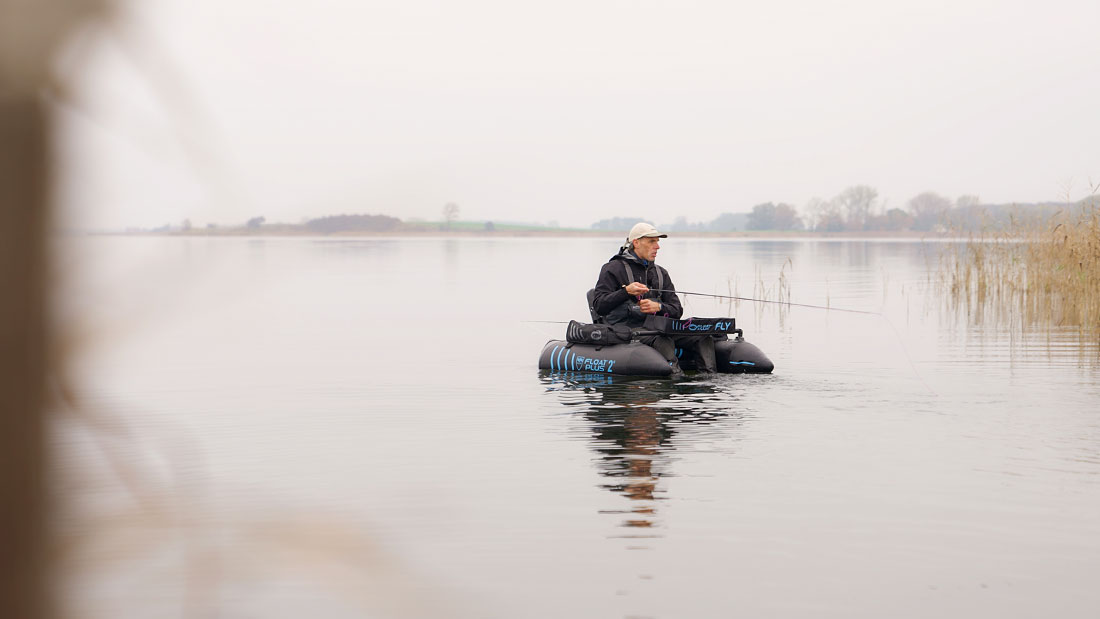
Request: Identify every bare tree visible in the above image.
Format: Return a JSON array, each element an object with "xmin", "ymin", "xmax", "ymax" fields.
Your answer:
[
  {"xmin": 804, "ymin": 196, "xmax": 844, "ymax": 232},
  {"xmin": 833, "ymin": 185, "xmax": 879, "ymax": 231},
  {"xmin": 746, "ymin": 203, "xmax": 776, "ymax": 230},
  {"xmin": 442, "ymin": 202, "xmax": 459, "ymax": 229},
  {"xmin": 773, "ymin": 203, "xmax": 804, "ymax": 231},
  {"xmin": 956, "ymin": 194, "xmax": 980, "ymax": 209},
  {"xmin": 908, "ymin": 191, "xmax": 952, "ymax": 231},
  {"xmin": 747, "ymin": 202, "xmax": 804, "ymax": 231}
]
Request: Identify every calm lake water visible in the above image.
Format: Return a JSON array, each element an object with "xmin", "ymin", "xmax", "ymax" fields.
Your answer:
[{"xmin": 56, "ymin": 236, "xmax": 1100, "ymax": 618}]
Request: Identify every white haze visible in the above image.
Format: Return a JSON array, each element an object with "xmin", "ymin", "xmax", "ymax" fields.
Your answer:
[{"xmin": 53, "ymin": 0, "xmax": 1100, "ymax": 230}]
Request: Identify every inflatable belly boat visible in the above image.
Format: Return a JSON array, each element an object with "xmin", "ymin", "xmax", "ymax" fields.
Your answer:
[{"xmin": 538, "ymin": 316, "xmax": 773, "ymax": 377}]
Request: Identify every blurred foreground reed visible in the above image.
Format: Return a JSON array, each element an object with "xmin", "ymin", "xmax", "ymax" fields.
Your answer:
[{"xmin": 3, "ymin": 3, "xmax": 472, "ymax": 616}]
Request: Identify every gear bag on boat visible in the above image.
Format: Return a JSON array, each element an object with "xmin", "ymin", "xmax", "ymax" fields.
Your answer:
[{"xmin": 565, "ymin": 320, "xmax": 632, "ymax": 346}]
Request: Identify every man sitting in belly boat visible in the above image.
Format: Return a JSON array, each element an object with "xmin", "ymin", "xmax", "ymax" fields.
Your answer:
[{"xmin": 590, "ymin": 222, "xmax": 717, "ymax": 375}]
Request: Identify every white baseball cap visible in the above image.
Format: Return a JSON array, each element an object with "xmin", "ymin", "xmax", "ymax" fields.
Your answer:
[{"xmin": 627, "ymin": 222, "xmax": 667, "ymax": 242}]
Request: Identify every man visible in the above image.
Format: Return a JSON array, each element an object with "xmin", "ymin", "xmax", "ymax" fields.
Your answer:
[{"xmin": 591, "ymin": 222, "xmax": 717, "ymax": 375}]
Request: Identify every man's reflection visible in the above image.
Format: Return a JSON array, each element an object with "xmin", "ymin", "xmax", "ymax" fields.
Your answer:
[{"xmin": 542, "ymin": 373, "xmax": 739, "ymax": 534}]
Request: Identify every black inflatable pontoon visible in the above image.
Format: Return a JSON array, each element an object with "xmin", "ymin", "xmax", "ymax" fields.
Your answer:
[{"xmin": 538, "ymin": 316, "xmax": 773, "ymax": 377}]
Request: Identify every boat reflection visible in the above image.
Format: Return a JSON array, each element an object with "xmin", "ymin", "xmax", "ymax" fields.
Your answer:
[{"xmin": 541, "ymin": 372, "xmax": 747, "ymax": 539}]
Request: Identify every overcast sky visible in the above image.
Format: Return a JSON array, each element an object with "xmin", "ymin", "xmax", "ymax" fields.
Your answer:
[{"xmin": 54, "ymin": 0, "xmax": 1100, "ymax": 229}]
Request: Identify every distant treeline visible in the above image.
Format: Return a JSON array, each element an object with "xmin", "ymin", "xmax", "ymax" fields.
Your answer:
[
  {"xmin": 137, "ymin": 188, "xmax": 1097, "ymax": 236},
  {"xmin": 594, "ymin": 186, "xmax": 1099, "ymax": 233},
  {"xmin": 304, "ymin": 213, "xmax": 402, "ymax": 233}
]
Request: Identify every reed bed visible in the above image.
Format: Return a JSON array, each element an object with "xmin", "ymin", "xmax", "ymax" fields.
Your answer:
[{"xmin": 941, "ymin": 199, "xmax": 1100, "ymax": 340}]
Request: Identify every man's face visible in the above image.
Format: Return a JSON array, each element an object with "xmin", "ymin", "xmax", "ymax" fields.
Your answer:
[{"xmin": 633, "ymin": 236, "xmax": 660, "ymax": 262}]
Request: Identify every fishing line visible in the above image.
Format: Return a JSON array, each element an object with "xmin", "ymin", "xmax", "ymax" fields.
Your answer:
[
  {"xmin": 649, "ymin": 289, "xmax": 878, "ymax": 316},
  {"xmin": 524, "ymin": 291, "xmax": 934, "ymax": 394},
  {"xmin": 648, "ymin": 288, "xmax": 935, "ymax": 395}
]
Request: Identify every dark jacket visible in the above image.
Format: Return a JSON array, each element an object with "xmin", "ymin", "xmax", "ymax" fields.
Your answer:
[{"xmin": 591, "ymin": 248, "xmax": 684, "ymax": 326}]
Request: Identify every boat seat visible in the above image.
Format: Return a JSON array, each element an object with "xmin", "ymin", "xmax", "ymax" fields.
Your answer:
[{"xmin": 586, "ymin": 288, "xmax": 602, "ymax": 323}]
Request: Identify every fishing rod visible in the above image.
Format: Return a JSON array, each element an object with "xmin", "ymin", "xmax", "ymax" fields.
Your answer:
[
  {"xmin": 524, "ymin": 290, "xmax": 879, "ymax": 319},
  {"xmin": 648, "ymin": 289, "xmax": 880, "ymax": 316},
  {"xmin": 639, "ymin": 289, "xmax": 934, "ymax": 394},
  {"xmin": 523, "ymin": 295, "xmax": 933, "ymax": 393}
]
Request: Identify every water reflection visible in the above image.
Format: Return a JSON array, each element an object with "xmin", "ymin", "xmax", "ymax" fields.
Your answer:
[{"xmin": 541, "ymin": 373, "xmax": 748, "ymax": 539}]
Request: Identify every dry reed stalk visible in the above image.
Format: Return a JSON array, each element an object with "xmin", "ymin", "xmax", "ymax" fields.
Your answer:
[{"xmin": 940, "ymin": 200, "xmax": 1100, "ymax": 346}]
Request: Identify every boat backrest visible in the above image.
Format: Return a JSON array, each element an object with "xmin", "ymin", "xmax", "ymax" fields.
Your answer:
[{"xmin": 586, "ymin": 288, "xmax": 602, "ymax": 323}]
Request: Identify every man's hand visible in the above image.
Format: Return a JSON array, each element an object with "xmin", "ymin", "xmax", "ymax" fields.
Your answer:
[
  {"xmin": 638, "ymin": 299, "xmax": 661, "ymax": 314},
  {"xmin": 624, "ymin": 282, "xmax": 649, "ymax": 296}
]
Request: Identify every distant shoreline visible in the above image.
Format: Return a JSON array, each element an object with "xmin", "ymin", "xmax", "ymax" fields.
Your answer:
[{"xmin": 83, "ymin": 228, "xmax": 949, "ymax": 240}]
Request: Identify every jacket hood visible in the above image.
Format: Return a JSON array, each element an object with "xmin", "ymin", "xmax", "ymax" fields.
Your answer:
[{"xmin": 611, "ymin": 247, "xmax": 652, "ymax": 266}]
